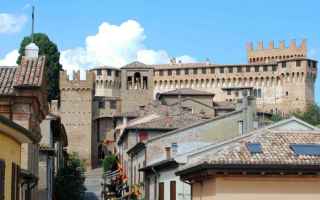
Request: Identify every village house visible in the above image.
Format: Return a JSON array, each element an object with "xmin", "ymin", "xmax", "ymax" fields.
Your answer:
[
  {"xmin": 0, "ymin": 115, "xmax": 40, "ymax": 200},
  {"xmin": 139, "ymin": 96, "xmax": 256, "ymax": 200},
  {"xmin": 0, "ymin": 42, "xmax": 48, "ymax": 200},
  {"xmin": 176, "ymin": 117, "xmax": 320, "ymax": 200},
  {"xmin": 38, "ymin": 113, "xmax": 68, "ymax": 200},
  {"xmin": 116, "ymin": 100, "xmax": 212, "ymax": 190}
]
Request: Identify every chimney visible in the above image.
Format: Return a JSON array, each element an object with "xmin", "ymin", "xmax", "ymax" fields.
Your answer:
[
  {"xmin": 165, "ymin": 147, "xmax": 171, "ymax": 159},
  {"xmin": 171, "ymin": 143, "xmax": 178, "ymax": 157}
]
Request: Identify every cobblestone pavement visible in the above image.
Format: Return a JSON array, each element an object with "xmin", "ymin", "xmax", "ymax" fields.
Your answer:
[{"xmin": 84, "ymin": 168, "xmax": 103, "ymax": 200}]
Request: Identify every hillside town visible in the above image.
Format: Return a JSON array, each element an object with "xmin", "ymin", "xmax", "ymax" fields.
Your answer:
[{"xmin": 1, "ymin": 3, "xmax": 320, "ymax": 200}]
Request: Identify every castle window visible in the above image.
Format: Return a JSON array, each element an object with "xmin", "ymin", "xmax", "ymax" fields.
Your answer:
[
  {"xmin": 159, "ymin": 70, "xmax": 163, "ymax": 76},
  {"xmin": 97, "ymin": 69, "xmax": 102, "ymax": 76},
  {"xmin": 115, "ymin": 71, "xmax": 120, "ymax": 77},
  {"xmin": 228, "ymin": 67, "xmax": 233, "ymax": 73},
  {"xmin": 193, "ymin": 68, "xmax": 198, "ymax": 75},
  {"xmin": 282, "ymin": 62, "xmax": 286, "ymax": 68},
  {"xmin": 254, "ymin": 66, "xmax": 259, "ymax": 72},
  {"xmin": 168, "ymin": 70, "xmax": 172, "ymax": 76},
  {"xmin": 107, "ymin": 69, "xmax": 112, "ymax": 76},
  {"xmin": 176, "ymin": 69, "xmax": 180, "ymax": 75},
  {"xmin": 263, "ymin": 66, "xmax": 268, "ymax": 72},
  {"xmin": 127, "ymin": 76, "xmax": 132, "ymax": 89},
  {"xmin": 202, "ymin": 68, "xmax": 206, "ymax": 74},
  {"xmin": 98, "ymin": 101, "xmax": 105, "ymax": 109},
  {"xmin": 220, "ymin": 67, "xmax": 224, "ymax": 73},
  {"xmin": 143, "ymin": 76, "xmax": 148, "ymax": 89},
  {"xmin": 185, "ymin": 69, "xmax": 189, "ymax": 75},
  {"xmin": 237, "ymin": 67, "xmax": 242, "ymax": 73},
  {"xmin": 272, "ymin": 66, "xmax": 277, "ymax": 71},
  {"xmin": 235, "ymin": 91, "xmax": 239, "ymax": 97},
  {"xmin": 296, "ymin": 61, "xmax": 301, "ymax": 67},
  {"xmin": 246, "ymin": 66, "xmax": 250, "ymax": 72},
  {"xmin": 210, "ymin": 68, "xmax": 215, "ymax": 74},
  {"xmin": 110, "ymin": 100, "xmax": 117, "ymax": 109},
  {"xmin": 133, "ymin": 72, "xmax": 142, "ymax": 89}
]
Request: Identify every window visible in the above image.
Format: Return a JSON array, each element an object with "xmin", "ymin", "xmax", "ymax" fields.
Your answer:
[
  {"xmin": 308, "ymin": 60, "xmax": 311, "ymax": 68},
  {"xmin": 110, "ymin": 100, "xmax": 117, "ymax": 109},
  {"xmin": 107, "ymin": 69, "xmax": 112, "ymax": 76},
  {"xmin": 246, "ymin": 66, "xmax": 251, "ymax": 72},
  {"xmin": 185, "ymin": 69, "xmax": 189, "ymax": 75},
  {"xmin": 254, "ymin": 66, "xmax": 259, "ymax": 72},
  {"xmin": 98, "ymin": 101, "xmax": 105, "ymax": 109},
  {"xmin": 296, "ymin": 60, "xmax": 301, "ymax": 67},
  {"xmin": 228, "ymin": 67, "xmax": 233, "ymax": 73},
  {"xmin": 193, "ymin": 68, "xmax": 198, "ymax": 75},
  {"xmin": 176, "ymin": 69, "xmax": 180, "ymax": 75},
  {"xmin": 263, "ymin": 66, "xmax": 268, "ymax": 72},
  {"xmin": 168, "ymin": 70, "xmax": 172, "ymax": 76},
  {"xmin": 282, "ymin": 62, "xmax": 286, "ymax": 68},
  {"xmin": 227, "ymin": 90, "xmax": 231, "ymax": 95},
  {"xmin": 210, "ymin": 68, "xmax": 215, "ymax": 74},
  {"xmin": 272, "ymin": 66, "xmax": 277, "ymax": 71},
  {"xmin": 159, "ymin": 182, "xmax": 164, "ymax": 200},
  {"xmin": 0, "ymin": 160, "xmax": 5, "ymax": 200},
  {"xmin": 202, "ymin": 68, "xmax": 206, "ymax": 74},
  {"xmin": 235, "ymin": 91, "xmax": 239, "ymax": 97},
  {"xmin": 97, "ymin": 69, "xmax": 102, "ymax": 75},
  {"xmin": 170, "ymin": 181, "xmax": 176, "ymax": 200},
  {"xmin": 253, "ymin": 89, "xmax": 262, "ymax": 98},
  {"xmin": 285, "ymin": 91, "xmax": 289, "ymax": 96},
  {"xmin": 237, "ymin": 67, "xmax": 242, "ymax": 73},
  {"xmin": 290, "ymin": 144, "xmax": 320, "ymax": 156},
  {"xmin": 115, "ymin": 71, "xmax": 120, "ymax": 77},
  {"xmin": 246, "ymin": 143, "xmax": 262, "ymax": 154},
  {"xmin": 10, "ymin": 163, "xmax": 19, "ymax": 200},
  {"xmin": 220, "ymin": 67, "xmax": 224, "ymax": 73},
  {"xmin": 159, "ymin": 70, "xmax": 163, "ymax": 76}
]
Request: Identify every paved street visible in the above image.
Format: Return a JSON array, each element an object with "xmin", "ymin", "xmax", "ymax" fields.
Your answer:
[{"xmin": 84, "ymin": 168, "xmax": 103, "ymax": 200}]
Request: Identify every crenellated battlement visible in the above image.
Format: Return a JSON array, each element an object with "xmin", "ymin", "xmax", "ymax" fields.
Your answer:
[
  {"xmin": 247, "ymin": 39, "xmax": 307, "ymax": 64},
  {"xmin": 60, "ymin": 70, "xmax": 94, "ymax": 90}
]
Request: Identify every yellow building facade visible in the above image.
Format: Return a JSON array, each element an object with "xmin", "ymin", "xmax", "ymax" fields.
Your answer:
[{"xmin": 0, "ymin": 116, "xmax": 35, "ymax": 200}]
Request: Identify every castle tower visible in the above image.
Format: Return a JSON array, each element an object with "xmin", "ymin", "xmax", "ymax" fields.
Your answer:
[
  {"xmin": 59, "ymin": 70, "xmax": 96, "ymax": 167},
  {"xmin": 247, "ymin": 39, "xmax": 307, "ymax": 64},
  {"xmin": 120, "ymin": 61, "xmax": 154, "ymax": 113}
]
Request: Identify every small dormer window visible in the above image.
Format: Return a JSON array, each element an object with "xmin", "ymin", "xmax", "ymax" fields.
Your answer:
[{"xmin": 246, "ymin": 143, "xmax": 262, "ymax": 154}]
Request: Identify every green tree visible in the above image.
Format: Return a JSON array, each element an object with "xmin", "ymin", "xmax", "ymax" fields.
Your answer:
[
  {"xmin": 292, "ymin": 104, "xmax": 320, "ymax": 126},
  {"xmin": 54, "ymin": 153, "xmax": 86, "ymax": 200},
  {"xmin": 17, "ymin": 33, "xmax": 62, "ymax": 101},
  {"xmin": 102, "ymin": 154, "xmax": 117, "ymax": 173}
]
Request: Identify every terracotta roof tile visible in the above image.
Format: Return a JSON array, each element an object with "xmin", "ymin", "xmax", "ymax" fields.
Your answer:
[{"xmin": 0, "ymin": 56, "xmax": 46, "ymax": 95}]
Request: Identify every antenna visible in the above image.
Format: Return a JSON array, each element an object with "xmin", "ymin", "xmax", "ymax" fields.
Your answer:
[{"xmin": 31, "ymin": 6, "xmax": 35, "ymax": 42}]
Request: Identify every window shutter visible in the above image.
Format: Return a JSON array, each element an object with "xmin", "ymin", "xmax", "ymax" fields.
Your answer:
[
  {"xmin": 12, "ymin": 163, "xmax": 16, "ymax": 200},
  {"xmin": 16, "ymin": 165, "xmax": 20, "ymax": 200},
  {"xmin": 158, "ymin": 182, "xmax": 164, "ymax": 200},
  {"xmin": 0, "ymin": 160, "xmax": 5, "ymax": 200},
  {"xmin": 170, "ymin": 181, "xmax": 176, "ymax": 200}
]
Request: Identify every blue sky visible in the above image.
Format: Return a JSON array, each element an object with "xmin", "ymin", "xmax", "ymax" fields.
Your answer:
[{"xmin": 0, "ymin": 0, "xmax": 319, "ymax": 102}]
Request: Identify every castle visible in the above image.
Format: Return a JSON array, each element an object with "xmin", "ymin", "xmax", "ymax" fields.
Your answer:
[{"xmin": 55, "ymin": 40, "xmax": 317, "ymax": 167}]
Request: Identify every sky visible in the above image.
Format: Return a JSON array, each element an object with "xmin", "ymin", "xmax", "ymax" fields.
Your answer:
[{"xmin": 0, "ymin": 0, "xmax": 319, "ymax": 102}]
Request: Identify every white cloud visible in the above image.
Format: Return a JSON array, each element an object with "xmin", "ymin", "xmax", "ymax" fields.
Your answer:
[
  {"xmin": 0, "ymin": 50, "xmax": 19, "ymax": 66},
  {"xmin": 60, "ymin": 20, "xmax": 195, "ymax": 73},
  {"xmin": 0, "ymin": 13, "xmax": 27, "ymax": 34}
]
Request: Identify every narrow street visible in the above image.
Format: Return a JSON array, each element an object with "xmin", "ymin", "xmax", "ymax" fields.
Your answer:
[{"xmin": 84, "ymin": 168, "xmax": 103, "ymax": 200}]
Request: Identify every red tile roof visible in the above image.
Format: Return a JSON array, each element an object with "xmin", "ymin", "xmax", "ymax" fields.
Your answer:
[{"xmin": 0, "ymin": 56, "xmax": 46, "ymax": 95}]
